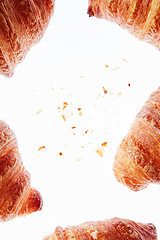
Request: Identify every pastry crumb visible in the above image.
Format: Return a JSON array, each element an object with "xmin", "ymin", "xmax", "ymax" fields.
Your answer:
[
  {"xmin": 103, "ymin": 86, "xmax": 108, "ymax": 94},
  {"xmin": 62, "ymin": 102, "xmax": 68, "ymax": 110},
  {"xmin": 101, "ymin": 142, "xmax": 107, "ymax": 147},
  {"xmin": 112, "ymin": 67, "xmax": 120, "ymax": 71},
  {"xmin": 38, "ymin": 146, "xmax": 46, "ymax": 151},
  {"xmin": 62, "ymin": 114, "xmax": 66, "ymax": 121},
  {"xmin": 79, "ymin": 111, "xmax": 83, "ymax": 116},
  {"xmin": 96, "ymin": 148, "xmax": 104, "ymax": 157},
  {"xmin": 36, "ymin": 109, "xmax": 42, "ymax": 115}
]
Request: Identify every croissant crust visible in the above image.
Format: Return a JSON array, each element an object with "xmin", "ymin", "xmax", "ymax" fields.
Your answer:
[
  {"xmin": 0, "ymin": 120, "xmax": 43, "ymax": 221},
  {"xmin": 44, "ymin": 217, "xmax": 157, "ymax": 240},
  {"xmin": 88, "ymin": 0, "xmax": 160, "ymax": 50},
  {"xmin": 0, "ymin": 0, "xmax": 55, "ymax": 77},
  {"xmin": 114, "ymin": 87, "xmax": 160, "ymax": 191}
]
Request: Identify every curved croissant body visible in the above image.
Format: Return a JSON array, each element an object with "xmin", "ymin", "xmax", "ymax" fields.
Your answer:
[
  {"xmin": 44, "ymin": 217, "xmax": 157, "ymax": 240},
  {"xmin": 114, "ymin": 87, "xmax": 160, "ymax": 191},
  {"xmin": 88, "ymin": 0, "xmax": 160, "ymax": 49},
  {"xmin": 0, "ymin": 120, "xmax": 42, "ymax": 221},
  {"xmin": 0, "ymin": 0, "xmax": 55, "ymax": 77}
]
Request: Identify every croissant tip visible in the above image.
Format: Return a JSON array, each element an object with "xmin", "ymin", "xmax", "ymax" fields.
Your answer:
[
  {"xmin": 31, "ymin": 188, "xmax": 43, "ymax": 212},
  {"xmin": 87, "ymin": 6, "xmax": 94, "ymax": 17}
]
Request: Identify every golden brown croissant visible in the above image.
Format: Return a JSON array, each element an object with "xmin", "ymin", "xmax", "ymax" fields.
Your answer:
[
  {"xmin": 88, "ymin": 0, "xmax": 160, "ymax": 49},
  {"xmin": 0, "ymin": 120, "xmax": 42, "ymax": 221},
  {"xmin": 0, "ymin": 0, "xmax": 55, "ymax": 77},
  {"xmin": 44, "ymin": 217, "xmax": 157, "ymax": 240},
  {"xmin": 114, "ymin": 87, "xmax": 160, "ymax": 191}
]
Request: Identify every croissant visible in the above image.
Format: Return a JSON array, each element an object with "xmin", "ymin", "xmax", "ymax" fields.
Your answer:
[
  {"xmin": 88, "ymin": 0, "xmax": 160, "ymax": 49},
  {"xmin": 0, "ymin": 120, "xmax": 42, "ymax": 221},
  {"xmin": 114, "ymin": 87, "xmax": 160, "ymax": 191},
  {"xmin": 0, "ymin": 0, "xmax": 55, "ymax": 77},
  {"xmin": 44, "ymin": 217, "xmax": 157, "ymax": 240}
]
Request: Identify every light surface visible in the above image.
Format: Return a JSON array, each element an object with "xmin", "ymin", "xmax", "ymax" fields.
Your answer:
[{"xmin": 1, "ymin": 0, "xmax": 160, "ymax": 239}]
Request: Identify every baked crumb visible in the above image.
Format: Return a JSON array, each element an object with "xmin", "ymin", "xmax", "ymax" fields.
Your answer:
[
  {"xmin": 77, "ymin": 158, "xmax": 81, "ymax": 162},
  {"xmin": 96, "ymin": 148, "xmax": 104, "ymax": 157},
  {"xmin": 62, "ymin": 102, "xmax": 68, "ymax": 110},
  {"xmin": 62, "ymin": 114, "xmax": 66, "ymax": 121},
  {"xmin": 38, "ymin": 146, "xmax": 46, "ymax": 151},
  {"xmin": 101, "ymin": 142, "xmax": 107, "ymax": 147},
  {"xmin": 112, "ymin": 67, "xmax": 120, "ymax": 71},
  {"xmin": 118, "ymin": 92, "xmax": 122, "ymax": 97},
  {"xmin": 79, "ymin": 111, "xmax": 83, "ymax": 116},
  {"xmin": 103, "ymin": 86, "xmax": 108, "ymax": 94},
  {"xmin": 123, "ymin": 58, "xmax": 127, "ymax": 62},
  {"xmin": 36, "ymin": 109, "xmax": 42, "ymax": 115},
  {"xmin": 105, "ymin": 64, "xmax": 109, "ymax": 68}
]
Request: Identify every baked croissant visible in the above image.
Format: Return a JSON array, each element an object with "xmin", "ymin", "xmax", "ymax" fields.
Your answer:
[
  {"xmin": 0, "ymin": 120, "xmax": 42, "ymax": 221},
  {"xmin": 114, "ymin": 87, "xmax": 160, "ymax": 191},
  {"xmin": 88, "ymin": 0, "xmax": 160, "ymax": 49},
  {"xmin": 0, "ymin": 0, "xmax": 55, "ymax": 77},
  {"xmin": 44, "ymin": 217, "xmax": 157, "ymax": 240}
]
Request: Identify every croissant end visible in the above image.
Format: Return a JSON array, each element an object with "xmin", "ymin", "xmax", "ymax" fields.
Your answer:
[
  {"xmin": 88, "ymin": 0, "xmax": 160, "ymax": 50},
  {"xmin": 19, "ymin": 187, "xmax": 43, "ymax": 216},
  {"xmin": 114, "ymin": 87, "xmax": 160, "ymax": 191},
  {"xmin": 0, "ymin": 120, "xmax": 43, "ymax": 221},
  {"xmin": 0, "ymin": 0, "xmax": 55, "ymax": 77}
]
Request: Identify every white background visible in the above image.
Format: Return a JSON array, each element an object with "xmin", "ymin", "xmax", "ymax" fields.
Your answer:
[{"xmin": 1, "ymin": 0, "xmax": 160, "ymax": 239}]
